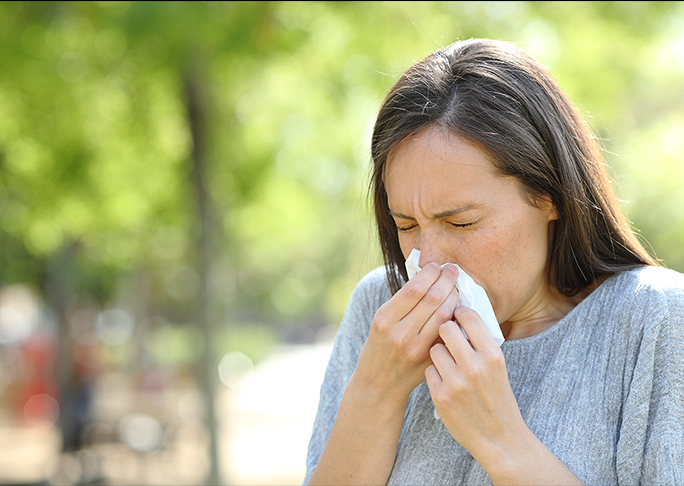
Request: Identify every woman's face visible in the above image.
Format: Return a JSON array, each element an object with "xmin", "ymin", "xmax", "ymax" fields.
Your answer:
[{"xmin": 385, "ymin": 128, "xmax": 559, "ymax": 327}]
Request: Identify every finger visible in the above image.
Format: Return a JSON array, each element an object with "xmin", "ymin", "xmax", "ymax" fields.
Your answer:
[
  {"xmin": 439, "ymin": 320, "xmax": 474, "ymax": 359},
  {"xmin": 453, "ymin": 305, "xmax": 496, "ymax": 351},
  {"xmin": 376, "ymin": 262, "xmax": 442, "ymax": 322},
  {"xmin": 424, "ymin": 363, "xmax": 442, "ymax": 388},
  {"xmin": 400, "ymin": 264, "xmax": 459, "ymax": 331},
  {"xmin": 418, "ymin": 284, "xmax": 460, "ymax": 346},
  {"xmin": 429, "ymin": 341, "xmax": 459, "ymax": 374}
]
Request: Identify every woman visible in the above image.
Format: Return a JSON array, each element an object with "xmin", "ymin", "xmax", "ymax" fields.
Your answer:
[{"xmin": 304, "ymin": 39, "xmax": 684, "ymax": 485}]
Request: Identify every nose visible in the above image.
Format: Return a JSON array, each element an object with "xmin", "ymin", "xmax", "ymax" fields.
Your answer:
[{"xmin": 417, "ymin": 233, "xmax": 449, "ymax": 268}]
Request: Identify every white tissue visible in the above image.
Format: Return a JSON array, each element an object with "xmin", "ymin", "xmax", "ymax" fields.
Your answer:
[{"xmin": 405, "ymin": 249, "xmax": 504, "ymax": 346}]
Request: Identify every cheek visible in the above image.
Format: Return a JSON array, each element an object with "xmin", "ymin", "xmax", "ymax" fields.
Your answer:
[
  {"xmin": 469, "ymin": 220, "xmax": 549, "ymax": 308},
  {"xmin": 459, "ymin": 224, "xmax": 509, "ymax": 267},
  {"xmin": 397, "ymin": 233, "xmax": 418, "ymax": 261}
]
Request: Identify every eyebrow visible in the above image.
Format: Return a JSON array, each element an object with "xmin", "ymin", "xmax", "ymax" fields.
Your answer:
[{"xmin": 389, "ymin": 204, "xmax": 483, "ymax": 220}]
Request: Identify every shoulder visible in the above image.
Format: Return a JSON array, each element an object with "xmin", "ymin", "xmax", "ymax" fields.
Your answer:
[
  {"xmin": 574, "ymin": 266, "xmax": 684, "ymax": 340},
  {"xmin": 333, "ymin": 266, "xmax": 393, "ymax": 346},
  {"xmin": 608, "ymin": 266, "xmax": 684, "ymax": 311},
  {"xmin": 319, "ymin": 267, "xmax": 393, "ymax": 382},
  {"xmin": 620, "ymin": 265, "xmax": 684, "ymax": 290},
  {"xmin": 346, "ymin": 265, "xmax": 393, "ymax": 320},
  {"xmin": 597, "ymin": 266, "xmax": 684, "ymax": 346}
]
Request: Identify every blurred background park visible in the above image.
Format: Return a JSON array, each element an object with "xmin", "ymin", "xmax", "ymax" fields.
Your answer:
[{"xmin": 1, "ymin": 1, "xmax": 684, "ymax": 485}]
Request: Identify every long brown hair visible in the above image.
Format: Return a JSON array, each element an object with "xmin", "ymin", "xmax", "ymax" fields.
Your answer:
[{"xmin": 371, "ymin": 38, "xmax": 656, "ymax": 295}]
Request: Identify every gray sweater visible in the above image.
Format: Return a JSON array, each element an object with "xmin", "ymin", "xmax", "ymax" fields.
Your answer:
[{"xmin": 304, "ymin": 265, "xmax": 684, "ymax": 485}]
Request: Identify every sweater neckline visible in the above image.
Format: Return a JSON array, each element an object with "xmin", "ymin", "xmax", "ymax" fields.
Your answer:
[{"xmin": 500, "ymin": 271, "xmax": 621, "ymax": 348}]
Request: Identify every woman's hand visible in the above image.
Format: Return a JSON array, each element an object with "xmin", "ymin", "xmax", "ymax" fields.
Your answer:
[
  {"xmin": 353, "ymin": 263, "xmax": 461, "ymax": 403},
  {"xmin": 309, "ymin": 264, "xmax": 462, "ymax": 486},
  {"xmin": 425, "ymin": 306, "xmax": 525, "ymax": 457}
]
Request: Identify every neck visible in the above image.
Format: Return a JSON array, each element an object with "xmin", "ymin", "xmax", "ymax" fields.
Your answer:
[
  {"xmin": 500, "ymin": 299, "xmax": 573, "ymax": 340},
  {"xmin": 500, "ymin": 276, "xmax": 605, "ymax": 341}
]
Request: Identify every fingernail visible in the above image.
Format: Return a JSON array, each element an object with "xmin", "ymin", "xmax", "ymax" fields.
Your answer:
[{"xmin": 443, "ymin": 264, "xmax": 458, "ymax": 277}]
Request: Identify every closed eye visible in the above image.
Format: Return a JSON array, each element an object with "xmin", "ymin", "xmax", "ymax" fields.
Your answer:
[{"xmin": 396, "ymin": 225, "xmax": 417, "ymax": 232}]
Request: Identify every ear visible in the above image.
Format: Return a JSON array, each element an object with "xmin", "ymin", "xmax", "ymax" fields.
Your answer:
[
  {"xmin": 537, "ymin": 195, "xmax": 559, "ymax": 222},
  {"xmin": 547, "ymin": 201, "xmax": 559, "ymax": 222}
]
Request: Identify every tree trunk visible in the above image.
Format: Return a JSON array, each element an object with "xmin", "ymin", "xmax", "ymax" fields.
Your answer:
[
  {"xmin": 45, "ymin": 242, "xmax": 79, "ymax": 452},
  {"xmin": 185, "ymin": 64, "xmax": 222, "ymax": 486}
]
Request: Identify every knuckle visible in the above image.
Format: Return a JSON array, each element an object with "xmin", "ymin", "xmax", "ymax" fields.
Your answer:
[
  {"xmin": 448, "ymin": 286, "xmax": 460, "ymax": 301},
  {"xmin": 404, "ymin": 281, "xmax": 427, "ymax": 300},
  {"xmin": 466, "ymin": 361, "xmax": 485, "ymax": 380},
  {"xmin": 373, "ymin": 305, "xmax": 388, "ymax": 322},
  {"xmin": 434, "ymin": 304, "xmax": 454, "ymax": 323},
  {"xmin": 483, "ymin": 349, "xmax": 505, "ymax": 369},
  {"xmin": 454, "ymin": 307, "xmax": 481, "ymax": 328},
  {"xmin": 439, "ymin": 321, "xmax": 456, "ymax": 339},
  {"xmin": 388, "ymin": 329, "xmax": 407, "ymax": 349},
  {"xmin": 443, "ymin": 378, "xmax": 465, "ymax": 398},
  {"xmin": 455, "ymin": 306, "xmax": 478, "ymax": 321},
  {"xmin": 424, "ymin": 287, "xmax": 445, "ymax": 306},
  {"xmin": 404, "ymin": 344, "xmax": 423, "ymax": 363},
  {"xmin": 372, "ymin": 307, "xmax": 391, "ymax": 331}
]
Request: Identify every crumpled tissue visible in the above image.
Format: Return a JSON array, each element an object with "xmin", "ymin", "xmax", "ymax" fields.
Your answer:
[{"xmin": 405, "ymin": 248, "xmax": 504, "ymax": 346}]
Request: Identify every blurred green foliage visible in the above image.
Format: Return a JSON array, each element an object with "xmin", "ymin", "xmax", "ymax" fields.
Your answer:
[{"xmin": 1, "ymin": 1, "xmax": 684, "ymax": 357}]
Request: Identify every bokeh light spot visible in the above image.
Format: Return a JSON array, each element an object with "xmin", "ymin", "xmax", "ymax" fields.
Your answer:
[
  {"xmin": 24, "ymin": 394, "xmax": 60, "ymax": 427},
  {"xmin": 218, "ymin": 352, "xmax": 254, "ymax": 388}
]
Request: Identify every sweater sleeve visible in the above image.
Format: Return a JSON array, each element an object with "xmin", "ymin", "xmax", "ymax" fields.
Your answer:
[
  {"xmin": 639, "ymin": 284, "xmax": 684, "ymax": 483},
  {"xmin": 302, "ymin": 268, "xmax": 390, "ymax": 485},
  {"xmin": 616, "ymin": 276, "xmax": 684, "ymax": 485}
]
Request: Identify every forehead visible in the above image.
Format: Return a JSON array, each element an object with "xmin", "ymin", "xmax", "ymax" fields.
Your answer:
[
  {"xmin": 385, "ymin": 128, "xmax": 498, "ymax": 177},
  {"xmin": 384, "ymin": 128, "xmax": 501, "ymax": 198}
]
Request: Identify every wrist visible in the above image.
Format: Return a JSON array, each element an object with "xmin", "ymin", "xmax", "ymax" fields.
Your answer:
[
  {"xmin": 477, "ymin": 425, "xmax": 535, "ymax": 482},
  {"xmin": 475, "ymin": 425, "xmax": 583, "ymax": 486},
  {"xmin": 345, "ymin": 370, "xmax": 411, "ymax": 418}
]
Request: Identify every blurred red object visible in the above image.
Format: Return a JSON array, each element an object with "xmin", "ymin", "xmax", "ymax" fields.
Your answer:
[{"xmin": 17, "ymin": 331, "xmax": 58, "ymax": 425}]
